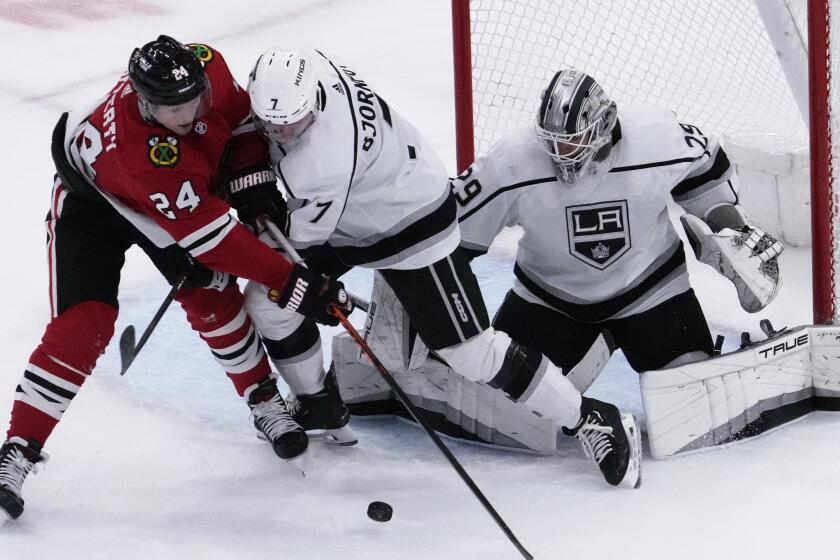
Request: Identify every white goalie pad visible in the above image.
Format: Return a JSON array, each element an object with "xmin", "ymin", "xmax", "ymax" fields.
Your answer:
[
  {"xmin": 333, "ymin": 334, "xmax": 560, "ymax": 453},
  {"xmin": 812, "ymin": 328, "xmax": 840, "ymax": 409},
  {"xmin": 356, "ymin": 271, "xmax": 431, "ymax": 374},
  {"xmin": 331, "ymin": 272, "xmax": 613, "ymax": 454},
  {"xmin": 681, "ymin": 213, "xmax": 783, "ymax": 312},
  {"xmin": 641, "ymin": 325, "xmax": 840, "ymax": 459}
]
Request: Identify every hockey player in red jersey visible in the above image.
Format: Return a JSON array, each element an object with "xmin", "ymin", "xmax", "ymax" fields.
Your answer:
[{"xmin": 0, "ymin": 36, "xmax": 350, "ymax": 524}]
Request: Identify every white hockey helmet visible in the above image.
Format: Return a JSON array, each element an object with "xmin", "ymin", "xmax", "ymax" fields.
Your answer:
[
  {"xmin": 535, "ymin": 68, "xmax": 618, "ymax": 184},
  {"xmin": 248, "ymin": 48, "xmax": 320, "ymax": 144}
]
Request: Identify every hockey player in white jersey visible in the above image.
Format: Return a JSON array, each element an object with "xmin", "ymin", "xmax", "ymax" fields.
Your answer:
[
  {"xmin": 225, "ymin": 49, "xmax": 641, "ymax": 488},
  {"xmin": 333, "ymin": 67, "xmax": 786, "ymax": 456}
]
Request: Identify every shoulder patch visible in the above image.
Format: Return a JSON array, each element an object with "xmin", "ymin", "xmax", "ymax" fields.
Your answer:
[
  {"xmin": 187, "ymin": 43, "xmax": 214, "ymax": 64},
  {"xmin": 147, "ymin": 135, "xmax": 180, "ymax": 168}
]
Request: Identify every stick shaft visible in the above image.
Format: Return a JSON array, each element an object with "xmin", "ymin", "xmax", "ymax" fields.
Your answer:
[
  {"xmin": 332, "ymin": 308, "xmax": 533, "ymax": 560},
  {"xmin": 120, "ymin": 273, "xmax": 188, "ymax": 375},
  {"xmin": 260, "ymin": 218, "xmax": 367, "ymax": 311}
]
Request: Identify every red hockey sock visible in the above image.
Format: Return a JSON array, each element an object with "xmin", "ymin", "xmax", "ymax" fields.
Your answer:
[
  {"xmin": 7, "ymin": 301, "xmax": 117, "ymax": 444},
  {"xmin": 177, "ymin": 285, "xmax": 271, "ymax": 396}
]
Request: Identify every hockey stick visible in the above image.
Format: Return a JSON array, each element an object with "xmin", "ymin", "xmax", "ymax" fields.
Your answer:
[
  {"xmin": 258, "ymin": 219, "xmax": 371, "ymax": 310},
  {"xmin": 118, "ymin": 272, "xmax": 189, "ymax": 376},
  {"xmin": 260, "ymin": 218, "xmax": 533, "ymax": 560},
  {"xmin": 330, "ymin": 306, "xmax": 533, "ymax": 559}
]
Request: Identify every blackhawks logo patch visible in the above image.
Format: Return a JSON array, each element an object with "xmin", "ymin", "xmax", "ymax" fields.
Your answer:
[
  {"xmin": 187, "ymin": 43, "xmax": 214, "ymax": 64},
  {"xmin": 147, "ymin": 135, "xmax": 180, "ymax": 168}
]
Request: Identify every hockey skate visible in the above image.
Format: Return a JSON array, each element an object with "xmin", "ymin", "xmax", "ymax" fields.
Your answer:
[
  {"xmin": 286, "ymin": 366, "xmax": 358, "ymax": 446},
  {"xmin": 563, "ymin": 397, "xmax": 642, "ymax": 489},
  {"xmin": 247, "ymin": 377, "xmax": 309, "ymax": 460},
  {"xmin": 0, "ymin": 437, "xmax": 47, "ymax": 524}
]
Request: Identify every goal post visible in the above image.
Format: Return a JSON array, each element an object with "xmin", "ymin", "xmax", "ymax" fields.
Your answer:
[
  {"xmin": 452, "ymin": 0, "xmax": 475, "ymax": 176},
  {"xmin": 451, "ymin": 0, "xmax": 840, "ymax": 324},
  {"xmin": 809, "ymin": 0, "xmax": 837, "ymax": 324}
]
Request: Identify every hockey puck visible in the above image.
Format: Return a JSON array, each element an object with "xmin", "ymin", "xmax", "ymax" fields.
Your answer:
[{"xmin": 367, "ymin": 501, "xmax": 393, "ymax": 522}]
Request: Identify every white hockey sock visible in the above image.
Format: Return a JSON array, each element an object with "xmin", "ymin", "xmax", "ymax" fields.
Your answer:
[{"xmin": 437, "ymin": 328, "xmax": 582, "ymax": 429}]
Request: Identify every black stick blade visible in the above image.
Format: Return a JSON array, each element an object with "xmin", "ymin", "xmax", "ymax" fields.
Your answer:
[{"xmin": 118, "ymin": 325, "xmax": 136, "ymax": 376}]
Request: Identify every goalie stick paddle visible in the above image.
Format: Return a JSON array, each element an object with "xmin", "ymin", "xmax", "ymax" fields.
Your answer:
[
  {"xmin": 119, "ymin": 273, "xmax": 189, "ymax": 376},
  {"xmin": 259, "ymin": 217, "xmax": 533, "ymax": 559}
]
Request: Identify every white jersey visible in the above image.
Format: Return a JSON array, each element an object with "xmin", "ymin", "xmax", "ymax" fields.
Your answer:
[
  {"xmin": 455, "ymin": 108, "xmax": 736, "ymax": 322},
  {"xmin": 269, "ymin": 50, "xmax": 458, "ymax": 270}
]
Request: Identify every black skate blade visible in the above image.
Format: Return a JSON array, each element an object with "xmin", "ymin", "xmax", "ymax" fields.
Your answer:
[{"xmin": 620, "ymin": 414, "xmax": 642, "ymax": 490}]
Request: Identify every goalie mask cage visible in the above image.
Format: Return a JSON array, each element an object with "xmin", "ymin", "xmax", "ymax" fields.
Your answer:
[{"xmin": 451, "ymin": 0, "xmax": 840, "ymax": 324}]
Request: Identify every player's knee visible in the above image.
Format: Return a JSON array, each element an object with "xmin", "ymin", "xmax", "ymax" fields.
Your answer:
[
  {"xmin": 436, "ymin": 328, "xmax": 513, "ymax": 384},
  {"xmin": 178, "ymin": 283, "xmax": 245, "ymax": 332},
  {"xmin": 486, "ymin": 340, "xmax": 545, "ymax": 400},
  {"xmin": 39, "ymin": 300, "xmax": 118, "ymax": 374},
  {"xmin": 263, "ymin": 318, "xmax": 320, "ymax": 361}
]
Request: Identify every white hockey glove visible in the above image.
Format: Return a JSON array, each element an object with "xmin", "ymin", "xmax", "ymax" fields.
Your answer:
[{"xmin": 681, "ymin": 210, "xmax": 783, "ymax": 312}]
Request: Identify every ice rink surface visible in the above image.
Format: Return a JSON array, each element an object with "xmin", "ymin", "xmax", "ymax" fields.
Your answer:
[{"xmin": 0, "ymin": 2, "xmax": 836, "ymax": 559}]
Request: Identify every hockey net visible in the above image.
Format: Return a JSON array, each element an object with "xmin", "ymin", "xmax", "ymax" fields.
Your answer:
[{"xmin": 451, "ymin": 0, "xmax": 840, "ymax": 324}]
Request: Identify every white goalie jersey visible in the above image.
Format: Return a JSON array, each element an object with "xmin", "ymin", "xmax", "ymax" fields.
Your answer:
[
  {"xmin": 454, "ymin": 108, "xmax": 737, "ymax": 322},
  {"xmin": 268, "ymin": 50, "xmax": 458, "ymax": 270}
]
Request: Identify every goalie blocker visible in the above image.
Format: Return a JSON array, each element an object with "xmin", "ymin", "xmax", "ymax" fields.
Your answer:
[{"xmin": 334, "ymin": 275, "xmax": 840, "ymax": 457}]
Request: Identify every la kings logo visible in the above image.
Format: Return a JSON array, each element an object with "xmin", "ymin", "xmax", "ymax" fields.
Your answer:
[{"xmin": 566, "ymin": 200, "xmax": 630, "ymax": 269}]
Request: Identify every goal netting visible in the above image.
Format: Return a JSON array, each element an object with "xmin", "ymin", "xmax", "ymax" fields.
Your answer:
[{"xmin": 452, "ymin": 0, "xmax": 840, "ymax": 323}]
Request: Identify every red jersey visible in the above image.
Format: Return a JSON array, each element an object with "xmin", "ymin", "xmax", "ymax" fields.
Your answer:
[{"xmin": 62, "ymin": 43, "xmax": 291, "ymax": 291}]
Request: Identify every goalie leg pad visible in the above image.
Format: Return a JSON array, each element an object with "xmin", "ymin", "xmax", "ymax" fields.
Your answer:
[
  {"xmin": 564, "ymin": 333, "xmax": 613, "ymax": 391},
  {"xmin": 810, "ymin": 327, "xmax": 840, "ymax": 410},
  {"xmin": 332, "ymin": 333, "xmax": 560, "ymax": 454},
  {"xmin": 333, "ymin": 279, "xmax": 564, "ymax": 452},
  {"xmin": 640, "ymin": 325, "xmax": 840, "ymax": 458}
]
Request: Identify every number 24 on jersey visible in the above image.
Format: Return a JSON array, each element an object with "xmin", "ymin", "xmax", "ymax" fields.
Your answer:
[{"xmin": 149, "ymin": 181, "xmax": 201, "ymax": 219}]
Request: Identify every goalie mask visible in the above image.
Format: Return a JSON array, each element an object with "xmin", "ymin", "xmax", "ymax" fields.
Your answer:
[
  {"xmin": 248, "ymin": 48, "xmax": 320, "ymax": 145},
  {"xmin": 535, "ymin": 69, "xmax": 618, "ymax": 184}
]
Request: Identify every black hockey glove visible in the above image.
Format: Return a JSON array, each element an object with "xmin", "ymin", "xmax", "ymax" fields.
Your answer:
[
  {"xmin": 150, "ymin": 244, "xmax": 233, "ymax": 292},
  {"xmin": 227, "ymin": 166, "xmax": 287, "ymax": 234},
  {"xmin": 268, "ymin": 264, "xmax": 353, "ymax": 326},
  {"xmin": 189, "ymin": 261, "xmax": 234, "ymax": 291}
]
